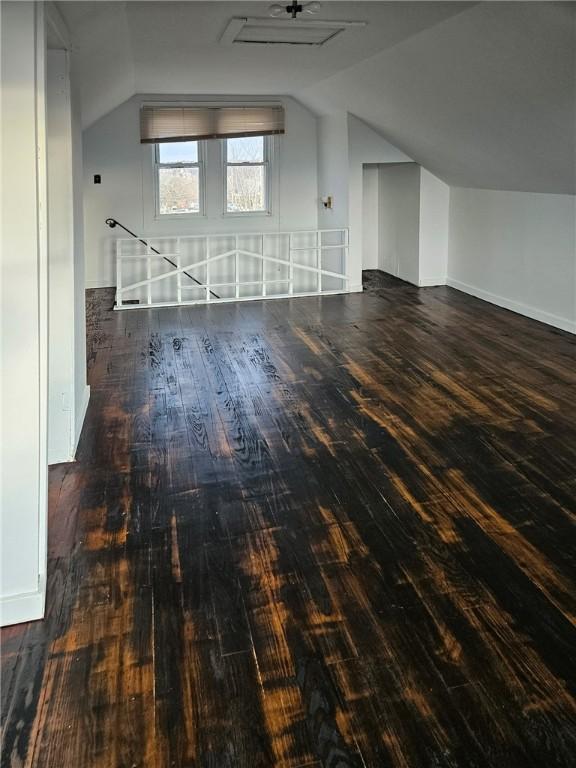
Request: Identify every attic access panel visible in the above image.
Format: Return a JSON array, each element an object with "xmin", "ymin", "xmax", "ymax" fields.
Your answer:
[{"xmin": 220, "ymin": 17, "xmax": 366, "ymax": 47}]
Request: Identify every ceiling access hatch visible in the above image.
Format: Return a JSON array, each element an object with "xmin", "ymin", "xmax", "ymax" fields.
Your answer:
[{"xmin": 220, "ymin": 17, "xmax": 366, "ymax": 47}]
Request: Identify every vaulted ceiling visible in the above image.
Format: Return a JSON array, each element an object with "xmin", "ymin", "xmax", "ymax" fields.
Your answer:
[{"xmin": 57, "ymin": 1, "xmax": 576, "ymax": 193}]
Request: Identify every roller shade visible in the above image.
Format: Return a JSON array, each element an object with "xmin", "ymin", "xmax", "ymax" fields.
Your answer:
[{"xmin": 140, "ymin": 105, "xmax": 285, "ymax": 144}]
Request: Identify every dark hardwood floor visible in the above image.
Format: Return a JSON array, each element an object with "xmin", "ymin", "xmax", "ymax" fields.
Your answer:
[{"xmin": 2, "ymin": 272, "xmax": 576, "ymax": 767}]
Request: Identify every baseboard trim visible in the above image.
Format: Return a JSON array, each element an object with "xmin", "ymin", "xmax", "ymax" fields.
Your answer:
[
  {"xmin": 86, "ymin": 279, "xmax": 114, "ymax": 289},
  {"xmin": 72, "ymin": 384, "xmax": 90, "ymax": 458},
  {"xmin": 419, "ymin": 277, "xmax": 447, "ymax": 287},
  {"xmin": 0, "ymin": 576, "xmax": 46, "ymax": 627},
  {"xmin": 349, "ymin": 283, "xmax": 364, "ymax": 293},
  {"xmin": 447, "ymin": 278, "xmax": 576, "ymax": 335}
]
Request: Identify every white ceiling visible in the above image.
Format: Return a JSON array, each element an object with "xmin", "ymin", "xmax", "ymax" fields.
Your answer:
[
  {"xmin": 58, "ymin": 1, "xmax": 473, "ymax": 124},
  {"xmin": 56, "ymin": 1, "xmax": 575, "ymax": 193}
]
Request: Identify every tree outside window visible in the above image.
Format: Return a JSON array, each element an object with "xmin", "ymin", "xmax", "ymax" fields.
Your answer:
[
  {"xmin": 156, "ymin": 141, "xmax": 202, "ymax": 216},
  {"xmin": 225, "ymin": 136, "xmax": 269, "ymax": 214}
]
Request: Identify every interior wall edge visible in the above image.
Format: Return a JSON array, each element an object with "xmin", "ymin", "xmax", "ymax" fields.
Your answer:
[
  {"xmin": 72, "ymin": 384, "xmax": 91, "ymax": 460},
  {"xmin": 0, "ymin": 575, "xmax": 46, "ymax": 628},
  {"xmin": 419, "ymin": 277, "xmax": 447, "ymax": 287}
]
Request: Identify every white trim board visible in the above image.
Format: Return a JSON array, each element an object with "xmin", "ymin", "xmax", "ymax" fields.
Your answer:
[
  {"xmin": 86, "ymin": 279, "xmax": 115, "ymax": 289},
  {"xmin": 72, "ymin": 384, "xmax": 90, "ymax": 459},
  {"xmin": 419, "ymin": 277, "xmax": 446, "ymax": 287},
  {"xmin": 115, "ymin": 288, "xmax": 349, "ymax": 310},
  {"xmin": 447, "ymin": 278, "xmax": 576, "ymax": 335},
  {"xmin": 0, "ymin": 575, "xmax": 46, "ymax": 627},
  {"xmin": 48, "ymin": 385, "xmax": 90, "ymax": 465}
]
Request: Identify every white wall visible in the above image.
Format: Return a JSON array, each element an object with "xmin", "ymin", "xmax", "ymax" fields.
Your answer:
[
  {"xmin": 1, "ymin": 1, "xmax": 49, "ymax": 625},
  {"xmin": 419, "ymin": 168, "xmax": 450, "ymax": 286},
  {"xmin": 46, "ymin": 14, "xmax": 90, "ymax": 465},
  {"xmin": 71, "ymin": 69, "xmax": 90, "ymax": 444},
  {"xmin": 378, "ymin": 164, "xmax": 421, "ymax": 285},
  {"xmin": 448, "ymin": 187, "xmax": 576, "ymax": 333},
  {"xmin": 362, "ymin": 166, "xmax": 379, "ymax": 270},
  {"xmin": 47, "ymin": 50, "xmax": 75, "ymax": 463},
  {"xmin": 317, "ymin": 112, "xmax": 350, "ymax": 232},
  {"xmin": 83, "ymin": 95, "xmax": 318, "ymax": 287}
]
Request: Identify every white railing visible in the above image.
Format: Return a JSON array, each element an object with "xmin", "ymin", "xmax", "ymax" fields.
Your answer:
[{"xmin": 114, "ymin": 229, "xmax": 348, "ymax": 309}]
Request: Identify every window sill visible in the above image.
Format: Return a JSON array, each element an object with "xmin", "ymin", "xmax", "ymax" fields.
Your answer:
[
  {"xmin": 223, "ymin": 211, "xmax": 272, "ymax": 218},
  {"xmin": 154, "ymin": 212, "xmax": 205, "ymax": 221}
]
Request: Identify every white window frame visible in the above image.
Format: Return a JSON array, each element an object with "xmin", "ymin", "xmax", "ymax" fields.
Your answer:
[
  {"xmin": 222, "ymin": 135, "xmax": 272, "ymax": 217},
  {"xmin": 154, "ymin": 140, "xmax": 206, "ymax": 219}
]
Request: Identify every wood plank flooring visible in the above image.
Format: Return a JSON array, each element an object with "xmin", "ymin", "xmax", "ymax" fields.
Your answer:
[{"xmin": 2, "ymin": 271, "xmax": 576, "ymax": 767}]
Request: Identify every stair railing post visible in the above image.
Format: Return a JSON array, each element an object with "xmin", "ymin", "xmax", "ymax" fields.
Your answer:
[
  {"xmin": 116, "ymin": 239, "xmax": 122, "ymax": 308},
  {"xmin": 176, "ymin": 238, "xmax": 182, "ymax": 305},
  {"xmin": 289, "ymin": 233, "xmax": 294, "ymax": 295},
  {"xmin": 205, "ymin": 236, "xmax": 211, "ymax": 302},
  {"xmin": 146, "ymin": 239, "xmax": 152, "ymax": 306},
  {"xmin": 235, "ymin": 234, "xmax": 240, "ymax": 299},
  {"xmin": 262, "ymin": 235, "xmax": 267, "ymax": 298},
  {"xmin": 317, "ymin": 230, "xmax": 322, "ymax": 293}
]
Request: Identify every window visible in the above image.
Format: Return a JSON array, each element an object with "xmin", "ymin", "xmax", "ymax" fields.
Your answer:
[
  {"xmin": 155, "ymin": 141, "xmax": 203, "ymax": 216},
  {"xmin": 224, "ymin": 136, "xmax": 270, "ymax": 214},
  {"xmin": 151, "ymin": 135, "xmax": 274, "ymax": 219}
]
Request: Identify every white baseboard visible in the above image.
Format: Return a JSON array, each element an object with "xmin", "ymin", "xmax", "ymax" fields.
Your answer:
[
  {"xmin": 86, "ymin": 279, "xmax": 114, "ymax": 289},
  {"xmin": 0, "ymin": 576, "xmax": 46, "ymax": 627},
  {"xmin": 72, "ymin": 384, "xmax": 90, "ymax": 458},
  {"xmin": 349, "ymin": 283, "xmax": 364, "ymax": 293},
  {"xmin": 48, "ymin": 412, "xmax": 73, "ymax": 466},
  {"xmin": 447, "ymin": 277, "xmax": 576, "ymax": 335},
  {"xmin": 419, "ymin": 277, "xmax": 446, "ymax": 287}
]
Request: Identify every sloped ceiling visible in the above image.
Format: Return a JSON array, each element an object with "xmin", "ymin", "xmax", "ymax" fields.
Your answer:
[
  {"xmin": 297, "ymin": 1, "xmax": 576, "ymax": 193},
  {"xmin": 58, "ymin": 1, "xmax": 575, "ymax": 193}
]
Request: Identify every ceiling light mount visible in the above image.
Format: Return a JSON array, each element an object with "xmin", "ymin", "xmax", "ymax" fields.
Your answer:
[
  {"xmin": 221, "ymin": 16, "xmax": 366, "ymax": 47},
  {"xmin": 269, "ymin": 2, "xmax": 321, "ymax": 19}
]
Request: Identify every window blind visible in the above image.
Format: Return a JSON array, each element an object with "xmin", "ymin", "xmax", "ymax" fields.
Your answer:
[{"xmin": 140, "ymin": 105, "xmax": 285, "ymax": 144}]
